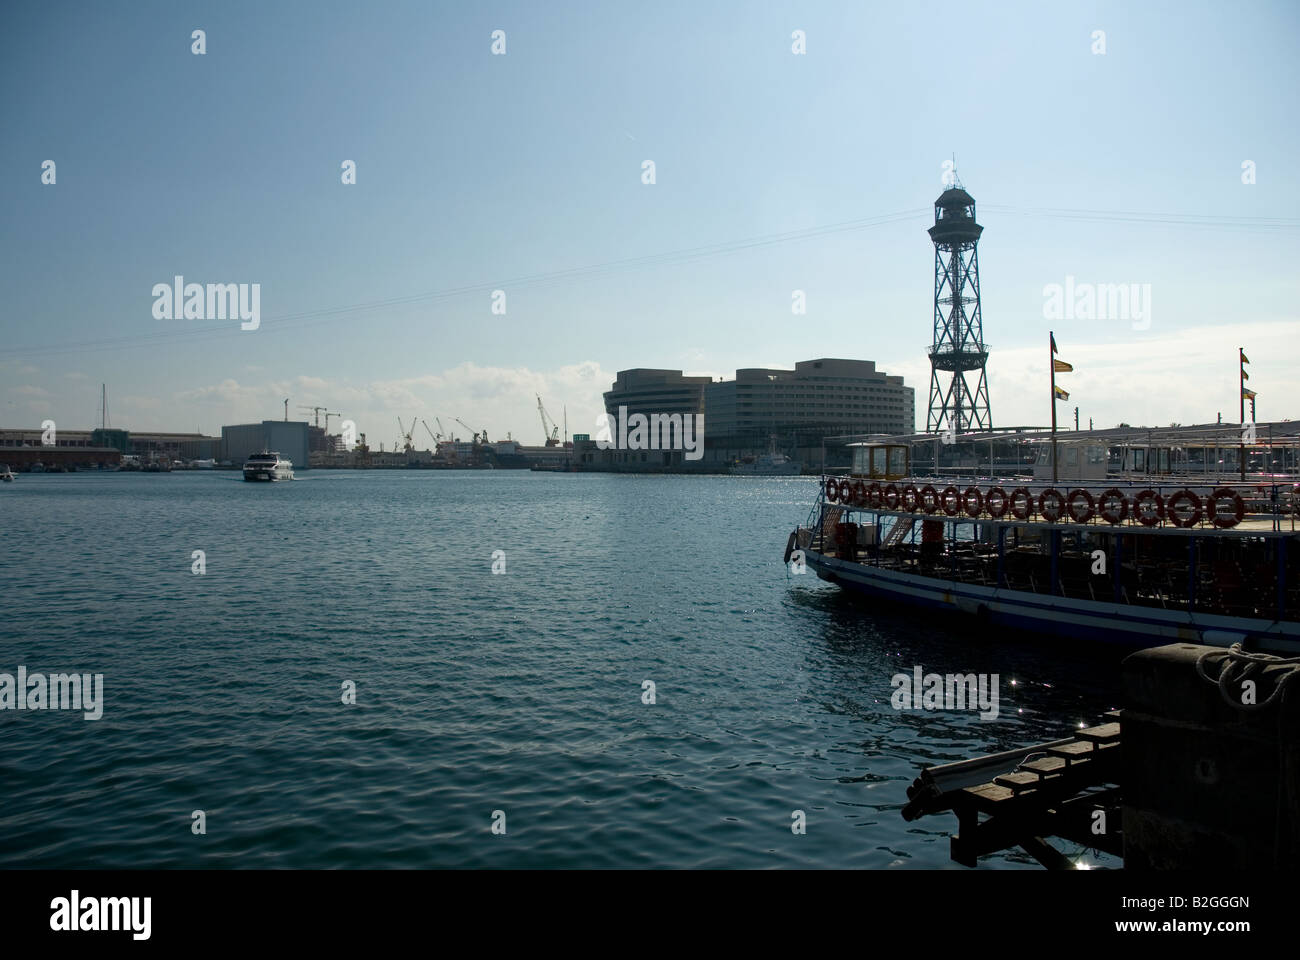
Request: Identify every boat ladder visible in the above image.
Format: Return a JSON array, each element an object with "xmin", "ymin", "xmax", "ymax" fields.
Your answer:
[{"xmin": 882, "ymin": 516, "xmax": 916, "ymax": 547}]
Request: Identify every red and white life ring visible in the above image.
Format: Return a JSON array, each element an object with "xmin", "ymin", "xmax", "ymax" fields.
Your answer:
[
  {"xmin": 1166, "ymin": 489, "xmax": 1203, "ymax": 528},
  {"xmin": 1133, "ymin": 489, "xmax": 1164, "ymax": 527},
  {"xmin": 941, "ymin": 485, "xmax": 961, "ymax": 517},
  {"xmin": 1009, "ymin": 487, "xmax": 1034, "ymax": 520},
  {"xmin": 868, "ymin": 482, "xmax": 883, "ymax": 509},
  {"xmin": 919, "ymin": 485, "xmax": 940, "ymax": 514},
  {"xmin": 902, "ymin": 484, "xmax": 920, "ymax": 511},
  {"xmin": 963, "ymin": 486, "xmax": 984, "ymax": 518},
  {"xmin": 825, "ymin": 477, "xmax": 839, "ymax": 502},
  {"xmin": 985, "ymin": 486, "xmax": 1009, "ymax": 519},
  {"xmin": 1098, "ymin": 488, "xmax": 1128, "ymax": 525},
  {"xmin": 1039, "ymin": 488, "xmax": 1065, "ymax": 522},
  {"xmin": 883, "ymin": 484, "xmax": 901, "ymax": 510},
  {"xmin": 1209, "ymin": 487, "xmax": 1245, "ymax": 529},
  {"xmin": 1066, "ymin": 488, "xmax": 1096, "ymax": 524},
  {"xmin": 837, "ymin": 479, "xmax": 853, "ymax": 504},
  {"xmin": 850, "ymin": 480, "xmax": 867, "ymax": 507}
]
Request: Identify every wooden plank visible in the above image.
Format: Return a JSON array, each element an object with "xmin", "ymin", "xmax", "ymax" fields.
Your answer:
[
  {"xmin": 992, "ymin": 771, "xmax": 1042, "ymax": 793},
  {"xmin": 1047, "ymin": 741, "xmax": 1095, "ymax": 761},
  {"xmin": 961, "ymin": 782, "xmax": 1017, "ymax": 811},
  {"xmin": 1076, "ymin": 722, "xmax": 1120, "ymax": 744},
  {"xmin": 1020, "ymin": 756, "xmax": 1068, "ymax": 775}
]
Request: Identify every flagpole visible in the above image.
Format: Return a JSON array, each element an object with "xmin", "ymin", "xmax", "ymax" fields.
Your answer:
[
  {"xmin": 1050, "ymin": 331, "xmax": 1058, "ymax": 484},
  {"xmin": 1239, "ymin": 346, "xmax": 1245, "ymax": 483}
]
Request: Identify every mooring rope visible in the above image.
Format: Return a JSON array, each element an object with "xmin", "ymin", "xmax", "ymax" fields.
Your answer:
[{"xmin": 1195, "ymin": 643, "xmax": 1300, "ymax": 711}]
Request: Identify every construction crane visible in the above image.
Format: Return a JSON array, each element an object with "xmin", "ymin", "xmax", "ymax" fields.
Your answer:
[
  {"xmin": 298, "ymin": 405, "xmax": 327, "ymax": 428},
  {"xmin": 537, "ymin": 395, "xmax": 560, "ymax": 447},
  {"xmin": 435, "ymin": 417, "xmax": 448, "ymax": 440},
  {"xmin": 324, "ymin": 412, "xmax": 340, "ymax": 433},
  {"xmin": 422, "ymin": 420, "xmax": 440, "ymax": 446}
]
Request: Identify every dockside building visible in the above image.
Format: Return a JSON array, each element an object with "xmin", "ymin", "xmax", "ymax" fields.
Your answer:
[{"xmin": 587, "ymin": 358, "xmax": 914, "ymax": 470}]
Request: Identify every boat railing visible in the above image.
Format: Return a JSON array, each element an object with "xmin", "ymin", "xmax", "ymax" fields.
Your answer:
[{"xmin": 815, "ymin": 475, "xmax": 1297, "ymax": 533}]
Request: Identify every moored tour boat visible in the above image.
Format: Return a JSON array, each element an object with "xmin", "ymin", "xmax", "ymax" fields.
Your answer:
[{"xmin": 786, "ymin": 441, "xmax": 1300, "ymax": 654}]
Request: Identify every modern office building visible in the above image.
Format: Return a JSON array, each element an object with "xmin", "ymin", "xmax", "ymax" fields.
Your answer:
[
  {"xmin": 592, "ymin": 359, "xmax": 913, "ymax": 470},
  {"xmin": 221, "ymin": 421, "xmax": 310, "ymax": 470},
  {"xmin": 704, "ymin": 358, "xmax": 914, "ymax": 464},
  {"xmin": 603, "ymin": 369, "xmax": 712, "ymax": 421}
]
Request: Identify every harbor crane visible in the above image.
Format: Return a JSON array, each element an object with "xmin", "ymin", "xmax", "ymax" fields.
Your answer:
[
  {"xmin": 397, "ymin": 417, "xmax": 417, "ymax": 453},
  {"xmin": 422, "ymin": 420, "xmax": 440, "ymax": 446},
  {"xmin": 537, "ymin": 395, "xmax": 560, "ymax": 447},
  {"xmin": 454, "ymin": 418, "xmax": 488, "ymax": 445}
]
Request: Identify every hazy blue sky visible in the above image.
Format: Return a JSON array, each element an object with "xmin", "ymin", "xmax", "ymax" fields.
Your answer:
[{"xmin": 3, "ymin": 0, "xmax": 1298, "ymax": 445}]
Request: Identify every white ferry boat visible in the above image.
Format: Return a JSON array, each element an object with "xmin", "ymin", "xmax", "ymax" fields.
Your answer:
[
  {"xmin": 242, "ymin": 451, "xmax": 294, "ymax": 482},
  {"xmin": 732, "ymin": 437, "xmax": 802, "ymax": 476},
  {"xmin": 786, "ymin": 439, "xmax": 1300, "ymax": 654}
]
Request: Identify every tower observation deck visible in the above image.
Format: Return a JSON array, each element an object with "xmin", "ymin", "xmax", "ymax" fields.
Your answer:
[{"xmin": 926, "ymin": 182, "xmax": 992, "ymax": 433}]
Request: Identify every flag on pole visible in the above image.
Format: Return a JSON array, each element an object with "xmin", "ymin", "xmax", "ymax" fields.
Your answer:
[
  {"xmin": 1241, "ymin": 350, "xmax": 1250, "ymax": 365},
  {"xmin": 1051, "ymin": 333, "xmax": 1058, "ymax": 354},
  {"xmin": 1053, "ymin": 359, "xmax": 1073, "ymax": 373},
  {"xmin": 1054, "ymin": 386, "xmax": 1070, "ymax": 401},
  {"xmin": 1242, "ymin": 368, "xmax": 1249, "ymax": 381},
  {"xmin": 1243, "ymin": 387, "xmax": 1257, "ymax": 400}
]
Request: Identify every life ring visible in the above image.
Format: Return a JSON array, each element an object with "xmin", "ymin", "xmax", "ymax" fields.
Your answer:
[
  {"xmin": 825, "ymin": 477, "xmax": 839, "ymax": 502},
  {"xmin": 850, "ymin": 480, "xmax": 867, "ymax": 507},
  {"xmin": 1066, "ymin": 489, "xmax": 1096, "ymax": 524},
  {"xmin": 963, "ymin": 486, "xmax": 983, "ymax": 518},
  {"xmin": 902, "ymin": 485, "xmax": 920, "ymax": 511},
  {"xmin": 837, "ymin": 479, "xmax": 853, "ymax": 504},
  {"xmin": 985, "ymin": 486, "xmax": 1008, "ymax": 519},
  {"xmin": 919, "ymin": 485, "xmax": 940, "ymax": 514},
  {"xmin": 1209, "ymin": 487, "xmax": 1244, "ymax": 529},
  {"xmin": 1166, "ymin": 489, "xmax": 1202, "ymax": 528},
  {"xmin": 883, "ymin": 484, "xmax": 901, "ymax": 510},
  {"xmin": 1098, "ymin": 488, "xmax": 1128, "ymax": 525},
  {"xmin": 1133, "ymin": 489, "xmax": 1164, "ymax": 527},
  {"xmin": 1039, "ymin": 488, "xmax": 1065, "ymax": 522},
  {"xmin": 868, "ymin": 482, "xmax": 883, "ymax": 509},
  {"xmin": 941, "ymin": 485, "xmax": 961, "ymax": 517},
  {"xmin": 1009, "ymin": 487, "xmax": 1033, "ymax": 520}
]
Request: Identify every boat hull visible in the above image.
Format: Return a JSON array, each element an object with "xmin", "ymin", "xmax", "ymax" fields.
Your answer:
[
  {"xmin": 803, "ymin": 547, "xmax": 1300, "ymax": 653},
  {"xmin": 243, "ymin": 467, "xmax": 293, "ymax": 482}
]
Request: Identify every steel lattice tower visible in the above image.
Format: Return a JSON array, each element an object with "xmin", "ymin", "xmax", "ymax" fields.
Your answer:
[{"xmin": 926, "ymin": 182, "xmax": 992, "ymax": 433}]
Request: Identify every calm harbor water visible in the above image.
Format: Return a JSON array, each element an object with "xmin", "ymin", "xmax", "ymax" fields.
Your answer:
[{"xmin": 0, "ymin": 471, "xmax": 1124, "ymax": 868}]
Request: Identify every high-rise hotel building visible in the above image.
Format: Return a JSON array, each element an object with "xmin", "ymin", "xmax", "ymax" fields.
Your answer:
[{"xmin": 599, "ymin": 358, "xmax": 913, "ymax": 467}]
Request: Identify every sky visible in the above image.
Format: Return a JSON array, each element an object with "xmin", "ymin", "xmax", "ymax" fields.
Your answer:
[{"xmin": 2, "ymin": 0, "xmax": 1298, "ymax": 448}]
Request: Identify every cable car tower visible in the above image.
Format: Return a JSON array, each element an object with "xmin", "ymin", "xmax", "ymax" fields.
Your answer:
[{"xmin": 926, "ymin": 177, "xmax": 992, "ymax": 434}]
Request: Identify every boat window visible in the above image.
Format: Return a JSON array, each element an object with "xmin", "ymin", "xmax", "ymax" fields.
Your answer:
[
  {"xmin": 870, "ymin": 447, "xmax": 887, "ymax": 477},
  {"xmin": 888, "ymin": 447, "xmax": 907, "ymax": 477}
]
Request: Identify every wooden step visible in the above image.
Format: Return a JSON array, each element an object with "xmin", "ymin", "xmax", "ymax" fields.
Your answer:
[
  {"xmin": 1047, "ymin": 741, "xmax": 1095, "ymax": 762},
  {"xmin": 992, "ymin": 770, "xmax": 1042, "ymax": 793},
  {"xmin": 1076, "ymin": 722, "xmax": 1120, "ymax": 744},
  {"xmin": 1019, "ymin": 756, "xmax": 1068, "ymax": 776}
]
